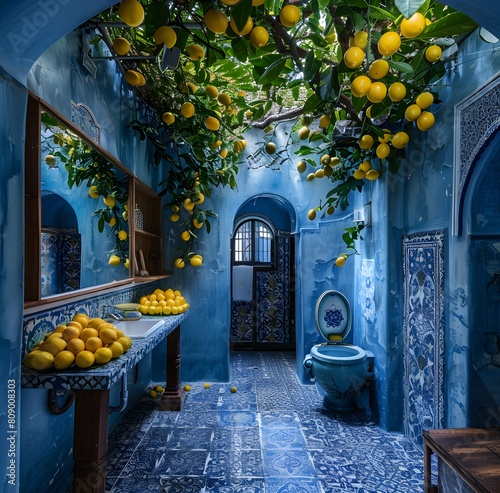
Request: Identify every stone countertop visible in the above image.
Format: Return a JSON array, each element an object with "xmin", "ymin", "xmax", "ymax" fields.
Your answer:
[{"xmin": 21, "ymin": 312, "xmax": 188, "ymax": 391}]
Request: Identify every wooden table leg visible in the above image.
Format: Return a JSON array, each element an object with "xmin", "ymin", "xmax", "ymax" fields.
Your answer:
[
  {"xmin": 72, "ymin": 389, "xmax": 109, "ymax": 493},
  {"xmin": 159, "ymin": 324, "xmax": 185, "ymax": 411}
]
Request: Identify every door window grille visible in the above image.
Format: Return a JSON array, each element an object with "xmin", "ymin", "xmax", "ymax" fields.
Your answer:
[{"xmin": 233, "ymin": 219, "xmax": 273, "ymax": 264}]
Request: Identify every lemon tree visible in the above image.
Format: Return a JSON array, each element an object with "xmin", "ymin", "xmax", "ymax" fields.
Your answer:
[{"xmin": 94, "ymin": 0, "xmax": 476, "ymax": 266}]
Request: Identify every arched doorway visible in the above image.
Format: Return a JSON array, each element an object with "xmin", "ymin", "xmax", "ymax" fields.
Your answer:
[{"xmin": 230, "ymin": 194, "xmax": 296, "ymax": 350}]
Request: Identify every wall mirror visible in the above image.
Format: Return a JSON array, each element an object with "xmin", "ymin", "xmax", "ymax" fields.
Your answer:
[{"xmin": 25, "ymin": 95, "xmax": 132, "ymax": 305}]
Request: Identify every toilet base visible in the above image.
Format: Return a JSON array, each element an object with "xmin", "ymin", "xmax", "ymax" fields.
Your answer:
[{"xmin": 323, "ymin": 395, "xmax": 357, "ymax": 412}]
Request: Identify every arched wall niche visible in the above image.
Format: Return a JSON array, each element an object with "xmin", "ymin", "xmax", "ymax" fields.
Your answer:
[{"xmin": 453, "ymin": 72, "xmax": 500, "ymax": 235}]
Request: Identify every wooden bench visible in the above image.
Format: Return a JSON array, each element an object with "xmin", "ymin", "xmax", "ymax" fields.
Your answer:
[{"xmin": 423, "ymin": 428, "xmax": 500, "ymax": 493}]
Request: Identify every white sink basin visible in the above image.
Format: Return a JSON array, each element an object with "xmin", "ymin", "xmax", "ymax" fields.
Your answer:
[{"xmin": 114, "ymin": 319, "xmax": 164, "ymax": 338}]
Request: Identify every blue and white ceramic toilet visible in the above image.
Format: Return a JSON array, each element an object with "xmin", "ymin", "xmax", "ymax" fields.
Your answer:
[{"xmin": 303, "ymin": 290, "xmax": 374, "ymax": 411}]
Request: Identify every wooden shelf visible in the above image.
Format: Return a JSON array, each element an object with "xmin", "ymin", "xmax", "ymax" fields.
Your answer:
[{"xmin": 130, "ymin": 178, "xmax": 164, "ymax": 277}]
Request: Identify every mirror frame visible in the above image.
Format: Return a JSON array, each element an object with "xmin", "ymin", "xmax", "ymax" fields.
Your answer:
[{"xmin": 24, "ymin": 93, "xmax": 136, "ymax": 307}]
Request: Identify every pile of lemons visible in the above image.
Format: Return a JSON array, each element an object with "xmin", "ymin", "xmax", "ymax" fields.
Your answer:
[
  {"xmin": 23, "ymin": 313, "xmax": 132, "ymax": 371},
  {"xmin": 137, "ymin": 288, "xmax": 189, "ymax": 316}
]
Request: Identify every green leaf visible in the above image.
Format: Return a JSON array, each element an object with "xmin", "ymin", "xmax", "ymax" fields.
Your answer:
[
  {"xmin": 304, "ymin": 50, "xmax": 321, "ymax": 82},
  {"xmin": 231, "ymin": 0, "xmax": 253, "ymax": 32},
  {"xmin": 387, "ymin": 60, "xmax": 414, "ymax": 74},
  {"xmin": 319, "ymin": 66, "xmax": 340, "ymax": 102},
  {"xmin": 395, "ymin": 0, "xmax": 426, "ymax": 18},
  {"xmin": 231, "ymin": 37, "xmax": 248, "ymax": 63},
  {"xmin": 419, "ymin": 12, "xmax": 477, "ymax": 39},
  {"xmin": 302, "ymin": 93, "xmax": 324, "ymax": 114},
  {"xmin": 257, "ymin": 58, "xmax": 287, "ymax": 85}
]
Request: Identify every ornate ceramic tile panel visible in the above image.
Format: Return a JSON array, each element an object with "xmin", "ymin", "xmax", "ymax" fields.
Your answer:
[{"xmin": 403, "ymin": 230, "xmax": 445, "ymax": 443}]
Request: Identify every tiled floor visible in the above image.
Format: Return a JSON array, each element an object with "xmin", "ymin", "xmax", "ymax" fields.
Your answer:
[{"xmin": 106, "ymin": 351, "xmax": 427, "ymax": 492}]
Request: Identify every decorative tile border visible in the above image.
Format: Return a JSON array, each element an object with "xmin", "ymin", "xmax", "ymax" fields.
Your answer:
[{"xmin": 402, "ymin": 230, "xmax": 445, "ymax": 442}]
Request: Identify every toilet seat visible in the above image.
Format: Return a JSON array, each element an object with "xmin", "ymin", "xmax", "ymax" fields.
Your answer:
[
  {"xmin": 311, "ymin": 343, "xmax": 366, "ymax": 365},
  {"xmin": 315, "ymin": 290, "xmax": 352, "ymax": 342}
]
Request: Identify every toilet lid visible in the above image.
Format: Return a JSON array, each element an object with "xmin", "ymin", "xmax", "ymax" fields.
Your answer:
[{"xmin": 315, "ymin": 290, "xmax": 351, "ymax": 342}]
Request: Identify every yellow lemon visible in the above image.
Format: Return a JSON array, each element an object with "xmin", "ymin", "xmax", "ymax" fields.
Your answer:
[
  {"xmin": 344, "ymin": 46, "xmax": 365, "ymax": 69},
  {"xmin": 359, "ymin": 135, "xmax": 374, "ymax": 149},
  {"xmin": 103, "ymin": 195, "xmax": 116, "ymax": 208},
  {"xmin": 184, "ymin": 384, "xmax": 191, "ymax": 391},
  {"xmin": 369, "ymin": 59, "xmax": 389, "ymax": 79},
  {"xmin": 117, "ymin": 336, "xmax": 133, "ymax": 352},
  {"xmin": 73, "ymin": 313, "xmax": 89, "ymax": 327},
  {"xmin": 67, "ymin": 338, "xmax": 85, "ymax": 355},
  {"xmin": 298, "ymin": 126, "xmax": 310, "ymax": 140},
  {"xmin": 367, "ymin": 82, "xmax": 387, "ymax": 103},
  {"xmin": 307, "ymin": 209, "xmax": 317, "ymax": 221},
  {"xmin": 118, "ymin": 230, "xmax": 128, "ymax": 241},
  {"xmin": 89, "ymin": 185, "xmax": 99, "ymax": 198},
  {"xmin": 415, "ymin": 92, "xmax": 434, "ymax": 109},
  {"xmin": 265, "ymin": 142, "xmax": 276, "ymax": 154},
  {"xmin": 205, "ymin": 116, "xmax": 220, "ymax": 131},
  {"xmin": 230, "ymin": 386, "xmax": 237, "ymax": 393},
  {"xmin": 75, "ymin": 350, "xmax": 95, "ymax": 369},
  {"xmin": 87, "ymin": 318, "xmax": 106, "ymax": 329},
  {"xmin": 425, "ymin": 45, "xmax": 442, "ymax": 63},
  {"xmin": 31, "ymin": 351, "xmax": 55, "ymax": 370},
  {"xmin": 391, "ymin": 131, "xmax": 410, "ymax": 149},
  {"xmin": 124, "ymin": 69, "xmax": 142, "ymax": 86},
  {"xmin": 86, "ymin": 336, "xmax": 103, "ymax": 353},
  {"xmin": 230, "ymin": 16, "xmax": 253, "ymax": 36},
  {"xmin": 279, "ymin": 5, "xmax": 301, "ymax": 28},
  {"xmin": 297, "ymin": 160, "xmax": 307, "ymax": 173},
  {"xmin": 205, "ymin": 85, "xmax": 219, "ymax": 99},
  {"xmin": 319, "ymin": 114, "xmax": 331, "ymax": 128},
  {"xmin": 80, "ymin": 328, "xmax": 99, "ymax": 343},
  {"xmin": 162, "ymin": 112, "xmax": 175, "ymax": 125},
  {"xmin": 376, "ymin": 143, "xmax": 390, "ymax": 159},
  {"xmin": 217, "ymin": 93, "xmax": 232, "ymax": 106},
  {"xmin": 335, "ymin": 256, "xmax": 347, "ymax": 267},
  {"xmin": 42, "ymin": 337, "xmax": 67, "ymax": 356},
  {"xmin": 54, "ymin": 350, "xmax": 75, "ymax": 370},
  {"xmin": 100, "ymin": 328, "xmax": 118, "ymax": 345},
  {"xmin": 353, "ymin": 31, "xmax": 368, "ymax": 50},
  {"xmin": 353, "ymin": 169, "xmax": 365, "ymax": 180},
  {"xmin": 351, "ymin": 75, "xmax": 372, "ymax": 98},
  {"xmin": 378, "ymin": 31, "xmax": 401, "ymax": 56},
  {"xmin": 108, "ymin": 254, "xmax": 121, "ymax": 266},
  {"xmin": 400, "ymin": 12, "xmax": 426, "ymax": 39},
  {"xmin": 249, "ymin": 26, "xmax": 269, "ymax": 48},
  {"xmin": 405, "ymin": 104, "xmax": 422, "ymax": 121},
  {"xmin": 186, "ymin": 44, "xmax": 205, "ymax": 60},
  {"xmin": 204, "ymin": 9, "xmax": 228, "ymax": 34},
  {"xmin": 107, "ymin": 341, "xmax": 124, "ymax": 358},
  {"xmin": 94, "ymin": 347, "xmax": 113, "ymax": 365},
  {"xmin": 175, "ymin": 258, "xmax": 185, "ymax": 269},
  {"xmin": 416, "ymin": 111, "xmax": 435, "ymax": 131},
  {"xmin": 233, "ymin": 139, "xmax": 247, "ymax": 153},
  {"xmin": 62, "ymin": 325, "xmax": 81, "ymax": 342},
  {"xmin": 118, "ymin": 0, "xmax": 144, "ymax": 27},
  {"xmin": 112, "ymin": 37, "xmax": 130, "ymax": 55},
  {"xmin": 326, "ymin": 205, "xmax": 335, "ymax": 215},
  {"xmin": 181, "ymin": 102, "xmax": 195, "ymax": 118},
  {"xmin": 204, "ymin": 383, "xmax": 211, "ymax": 389},
  {"xmin": 366, "ymin": 169, "xmax": 381, "ymax": 180},
  {"xmin": 378, "ymin": 129, "xmax": 392, "ymax": 143},
  {"xmin": 190, "ymin": 254, "xmax": 203, "ymax": 267},
  {"xmin": 388, "ymin": 82, "xmax": 407, "ymax": 102},
  {"xmin": 315, "ymin": 168, "xmax": 325, "ymax": 178},
  {"xmin": 154, "ymin": 25, "xmax": 177, "ymax": 48},
  {"xmin": 181, "ymin": 230, "xmax": 191, "ymax": 242},
  {"xmin": 359, "ymin": 160, "xmax": 372, "ymax": 172}
]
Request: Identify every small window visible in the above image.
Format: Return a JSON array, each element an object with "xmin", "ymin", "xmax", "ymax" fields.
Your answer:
[{"xmin": 233, "ymin": 219, "xmax": 274, "ymax": 264}]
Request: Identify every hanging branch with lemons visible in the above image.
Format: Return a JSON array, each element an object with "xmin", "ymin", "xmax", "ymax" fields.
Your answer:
[
  {"xmin": 41, "ymin": 112, "xmax": 130, "ymax": 268},
  {"xmin": 95, "ymin": 0, "xmax": 476, "ymax": 268}
]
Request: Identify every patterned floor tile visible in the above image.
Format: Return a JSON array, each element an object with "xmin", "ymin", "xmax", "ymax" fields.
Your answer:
[
  {"xmin": 106, "ymin": 351, "xmax": 426, "ymax": 492},
  {"xmin": 212, "ymin": 427, "xmax": 261, "ymax": 450},
  {"xmin": 205, "ymin": 449, "xmax": 264, "ymax": 478},
  {"xmin": 205, "ymin": 476, "xmax": 266, "ymax": 492},
  {"xmin": 265, "ymin": 477, "xmax": 323, "ymax": 493},
  {"xmin": 262, "ymin": 449, "xmax": 316, "ymax": 477},
  {"xmin": 261, "ymin": 427, "xmax": 307, "ymax": 449}
]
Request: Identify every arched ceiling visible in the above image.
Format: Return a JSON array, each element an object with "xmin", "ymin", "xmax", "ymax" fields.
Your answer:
[{"xmin": 0, "ymin": 1, "xmax": 499, "ymax": 85}]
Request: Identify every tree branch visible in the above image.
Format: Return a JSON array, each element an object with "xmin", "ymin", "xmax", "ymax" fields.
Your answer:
[{"xmin": 252, "ymin": 106, "xmax": 305, "ymax": 129}]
